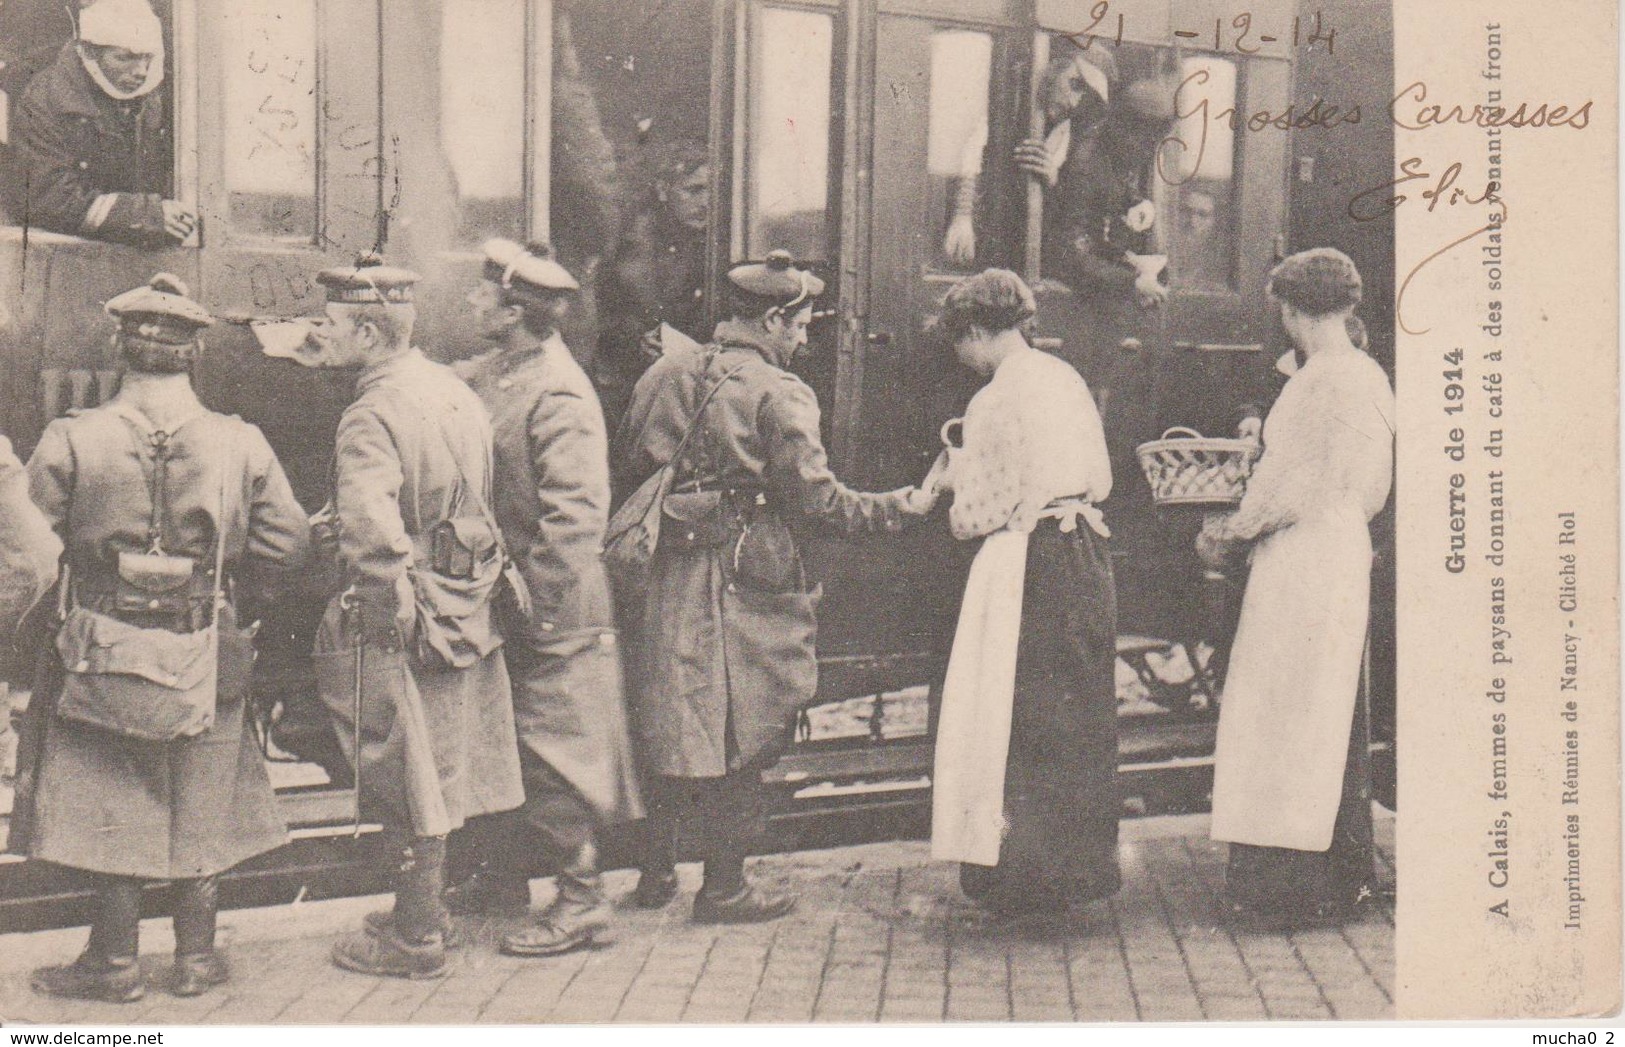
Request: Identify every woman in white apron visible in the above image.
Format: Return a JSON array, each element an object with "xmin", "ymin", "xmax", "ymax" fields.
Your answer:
[
  {"xmin": 1199, "ymin": 248, "xmax": 1394, "ymax": 929},
  {"xmin": 929, "ymin": 269, "xmax": 1120, "ymax": 916}
]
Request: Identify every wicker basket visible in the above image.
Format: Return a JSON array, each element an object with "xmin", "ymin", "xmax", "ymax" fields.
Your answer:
[{"xmin": 1136, "ymin": 427, "xmax": 1261, "ymax": 507}]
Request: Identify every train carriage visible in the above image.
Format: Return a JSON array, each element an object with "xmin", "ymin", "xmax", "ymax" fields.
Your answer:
[{"xmin": 0, "ymin": 0, "xmax": 1395, "ymax": 926}]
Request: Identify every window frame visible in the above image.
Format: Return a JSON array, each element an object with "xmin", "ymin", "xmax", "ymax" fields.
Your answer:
[{"xmin": 729, "ymin": 0, "xmax": 842, "ymax": 266}]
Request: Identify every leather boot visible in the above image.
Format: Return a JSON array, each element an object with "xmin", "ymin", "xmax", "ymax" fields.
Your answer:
[
  {"xmin": 631, "ymin": 812, "xmax": 679, "ymax": 909},
  {"xmin": 501, "ymin": 844, "xmax": 612, "ymax": 958},
  {"xmin": 692, "ymin": 855, "xmax": 794, "ymax": 924},
  {"xmin": 334, "ymin": 836, "xmax": 450, "ymax": 979},
  {"xmin": 171, "ymin": 876, "xmax": 229, "ymax": 997},
  {"xmin": 442, "ymin": 866, "xmax": 530, "ymax": 916},
  {"xmin": 32, "ymin": 877, "xmax": 145, "ymax": 1003},
  {"xmin": 691, "ymin": 883, "xmax": 797, "ymax": 924}
]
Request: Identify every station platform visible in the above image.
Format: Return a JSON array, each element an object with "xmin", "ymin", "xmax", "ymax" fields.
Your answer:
[{"xmin": 0, "ymin": 811, "xmax": 1394, "ymax": 1025}]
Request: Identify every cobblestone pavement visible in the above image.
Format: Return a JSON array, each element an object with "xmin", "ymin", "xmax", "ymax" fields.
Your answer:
[{"xmin": 0, "ymin": 812, "xmax": 1394, "ymax": 1024}]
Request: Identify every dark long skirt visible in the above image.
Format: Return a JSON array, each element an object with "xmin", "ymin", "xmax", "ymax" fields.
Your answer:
[
  {"xmin": 962, "ymin": 519, "xmax": 1120, "ymax": 912},
  {"xmin": 1224, "ymin": 690, "xmax": 1375, "ymax": 928}
]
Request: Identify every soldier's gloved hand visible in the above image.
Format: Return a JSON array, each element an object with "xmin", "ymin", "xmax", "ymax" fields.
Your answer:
[
  {"xmin": 350, "ymin": 584, "xmax": 413, "ymax": 644},
  {"xmin": 161, "ymin": 200, "xmax": 198, "ymax": 242},
  {"xmin": 903, "ymin": 484, "xmax": 939, "ymax": 516}
]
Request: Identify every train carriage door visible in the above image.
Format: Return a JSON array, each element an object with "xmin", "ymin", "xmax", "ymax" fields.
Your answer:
[
  {"xmin": 859, "ymin": 0, "xmax": 1027, "ymax": 488},
  {"xmin": 1026, "ymin": 0, "xmax": 1295, "ymax": 449},
  {"xmin": 728, "ymin": 0, "xmax": 845, "ymax": 437},
  {"xmin": 188, "ymin": 0, "xmax": 385, "ymax": 504},
  {"xmin": 1152, "ymin": 18, "xmax": 1294, "ymax": 444},
  {"xmin": 1022, "ymin": 1, "xmax": 1294, "ymax": 643}
]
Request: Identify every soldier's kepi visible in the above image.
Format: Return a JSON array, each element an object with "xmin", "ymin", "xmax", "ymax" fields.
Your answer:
[{"xmin": 292, "ymin": 252, "xmax": 525, "ymax": 981}]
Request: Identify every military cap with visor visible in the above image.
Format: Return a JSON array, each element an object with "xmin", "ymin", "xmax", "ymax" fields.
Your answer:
[
  {"xmin": 481, "ymin": 238, "xmax": 580, "ymax": 301},
  {"xmin": 106, "ymin": 272, "xmax": 212, "ymax": 346},
  {"xmin": 726, "ymin": 250, "xmax": 824, "ymax": 311},
  {"xmin": 315, "ymin": 251, "xmax": 420, "ymax": 305}
]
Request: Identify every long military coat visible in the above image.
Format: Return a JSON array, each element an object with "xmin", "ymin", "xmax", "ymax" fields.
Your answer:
[
  {"xmin": 0, "ymin": 435, "xmax": 59, "ymax": 637},
  {"xmin": 457, "ymin": 334, "xmax": 642, "ymax": 824},
  {"xmin": 10, "ymin": 42, "xmax": 173, "ymax": 245},
  {"xmin": 17, "ymin": 398, "xmax": 308, "ymax": 879},
  {"xmin": 313, "ymin": 349, "xmax": 524, "ymax": 838},
  {"xmin": 615, "ymin": 321, "xmax": 916, "ymax": 778}
]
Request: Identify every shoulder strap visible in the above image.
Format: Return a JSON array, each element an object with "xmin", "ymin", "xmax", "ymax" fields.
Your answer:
[
  {"xmin": 213, "ymin": 427, "xmax": 232, "ymax": 620},
  {"xmin": 420, "ymin": 401, "xmax": 514, "ymax": 566},
  {"xmin": 666, "ymin": 352, "xmax": 749, "ymax": 478},
  {"xmin": 108, "ymin": 402, "xmax": 211, "ymax": 555}
]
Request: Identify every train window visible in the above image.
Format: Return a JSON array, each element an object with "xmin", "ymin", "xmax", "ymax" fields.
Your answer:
[
  {"xmin": 220, "ymin": 0, "xmax": 317, "ymax": 241},
  {"xmin": 926, "ymin": 29, "xmax": 995, "ymax": 276},
  {"xmin": 439, "ymin": 0, "xmax": 526, "ymax": 244},
  {"xmin": 1162, "ymin": 55, "xmax": 1239, "ymax": 292},
  {"xmin": 1030, "ymin": 36, "xmax": 1242, "ymax": 297},
  {"xmin": 738, "ymin": 5, "xmax": 834, "ymax": 262}
]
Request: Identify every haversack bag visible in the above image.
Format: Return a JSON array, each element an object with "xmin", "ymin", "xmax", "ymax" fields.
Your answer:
[
  {"xmin": 603, "ymin": 357, "xmax": 747, "ymax": 599},
  {"xmin": 53, "ymin": 413, "xmax": 233, "ymax": 742},
  {"xmin": 54, "ymin": 602, "xmax": 220, "ymax": 740}
]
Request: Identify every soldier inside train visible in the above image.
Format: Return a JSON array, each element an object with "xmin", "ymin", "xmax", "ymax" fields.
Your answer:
[
  {"xmin": 596, "ymin": 139, "xmax": 713, "ymax": 431},
  {"xmin": 6, "ymin": 0, "xmax": 196, "ymax": 247},
  {"xmin": 943, "ymin": 43, "xmax": 1173, "ymax": 309}
]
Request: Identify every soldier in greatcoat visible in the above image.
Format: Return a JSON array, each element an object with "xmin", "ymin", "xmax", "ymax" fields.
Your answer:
[
  {"xmin": 0, "ymin": 433, "xmax": 60, "ymax": 797},
  {"xmin": 8, "ymin": 0, "xmax": 197, "ymax": 245},
  {"xmin": 615, "ymin": 251, "xmax": 941, "ymax": 922},
  {"xmin": 446, "ymin": 239, "xmax": 642, "ymax": 957},
  {"xmin": 19, "ymin": 274, "xmax": 308, "ymax": 1002},
  {"xmin": 282, "ymin": 254, "xmax": 525, "ymax": 980},
  {"xmin": 0, "ymin": 434, "xmax": 60, "ymax": 635}
]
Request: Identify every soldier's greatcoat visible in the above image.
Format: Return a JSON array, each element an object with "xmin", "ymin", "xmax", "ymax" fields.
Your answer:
[
  {"xmin": 314, "ymin": 349, "xmax": 524, "ymax": 838},
  {"xmin": 0, "ymin": 435, "xmax": 59, "ymax": 635},
  {"xmin": 458, "ymin": 334, "xmax": 642, "ymax": 824},
  {"xmin": 17, "ymin": 401, "xmax": 307, "ymax": 878},
  {"xmin": 616, "ymin": 321, "xmax": 914, "ymax": 778}
]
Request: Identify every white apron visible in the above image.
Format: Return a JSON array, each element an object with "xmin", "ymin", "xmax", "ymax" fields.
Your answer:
[
  {"xmin": 931, "ymin": 502, "xmax": 1107, "ymax": 866},
  {"xmin": 1209, "ymin": 501, "xmax": 1372, "ymax": 852}
]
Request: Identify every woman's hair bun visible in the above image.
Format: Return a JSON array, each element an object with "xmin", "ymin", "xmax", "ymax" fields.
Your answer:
[
  {"xmin": 937, "ymin": 268, "xmax": 1038, "ymax": 343},
  {"xmin": 1268, "ymin": 247, "xmax": 1362, "ymax": 317}
]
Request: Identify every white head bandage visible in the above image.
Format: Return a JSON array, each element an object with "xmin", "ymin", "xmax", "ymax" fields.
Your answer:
[{"xmin": 77, "ymin": 0, "xmax": 165, "ymax": 100}]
